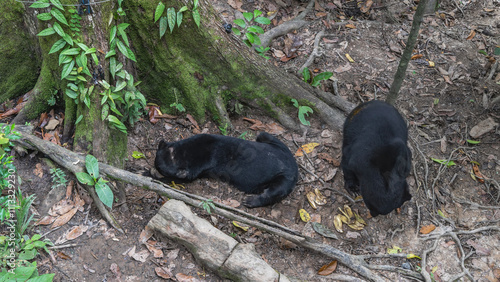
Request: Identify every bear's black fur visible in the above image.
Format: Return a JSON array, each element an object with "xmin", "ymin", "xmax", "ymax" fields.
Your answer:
[
  {"xmin": 341, "ymin": 100, "xmax": 412, "ymax": 216},
  {"xmin": 154, "ymin": 132, "xmax": 298, "ymax": 208}
]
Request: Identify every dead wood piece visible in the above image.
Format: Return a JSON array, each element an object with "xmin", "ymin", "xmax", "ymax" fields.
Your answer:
[
  {"xmin": 148, "ymin": 199, "xmax": 287, "ymax": 281},
  {"xmin": 14, "ymin": 125, "xmax": 421, "ymax": 282}
]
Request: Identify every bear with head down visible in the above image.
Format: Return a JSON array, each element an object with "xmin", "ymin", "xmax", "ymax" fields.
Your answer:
[
  {"xmin": 154, "ymin": 132, "xmax": 298, "ymax": 208},
  {"xmin": 341, "ymin": 100, "xmax": 412, "ymax": 216}
]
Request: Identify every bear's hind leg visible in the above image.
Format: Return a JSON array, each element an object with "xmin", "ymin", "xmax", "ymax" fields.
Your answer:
[{"xmin": 242, "ymin": 176, "xmax": 295, "ymax": 208}]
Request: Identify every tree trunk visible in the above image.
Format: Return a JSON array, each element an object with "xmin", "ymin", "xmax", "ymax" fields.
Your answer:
[{"xmin": 125, "ymin": 0, "xmax": 353, "ymax": 131}]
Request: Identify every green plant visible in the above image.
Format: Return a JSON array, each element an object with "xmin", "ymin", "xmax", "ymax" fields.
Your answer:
[
  {"xmin": 229, "ymin": 232, "xmax": 237, "ymax": 238},
  {"xmin": 219, "ymin": 123, "xmax": 228, "ymax": 136},
  {"xmin": 47, "ymin": 89, "xmax": 57, "ymax": 106},
  {"xmin": 198, "ymin": 199, "xmax": 215, "ymax": 214},
  {"xmin": 31, "ymin": 0, "xmax": 146, "ymax": 134},
  {"xmin": 291, "ymin": 99, "xmax": 313, "ymax": 126},
  {"xmin": 0, "ymin": 124, "xmax": 19, "ymax": 223},
  {"xmin": 0, "ymin": 124, "xmax": 21, "ymax": 156},
  {"xmin": 155, "ymin": 0, "xmax": 200, "ymax": 38},
  {"xmin": 232, "ymin": 10, "xmax": 270, "ymax": 47},
  {"xmin": 14, "ymin": 189, "xmax": 36, "ymax": 241},
  {"xmin": 49, "ymin": 168, "xmax": 68, "ymax": 189},
  {"xmin": 238, "ymin": 131, "xmax": 248, "ymax": 140},
  {"xmin": 75, "ymin": 155, "xmax": 114, "ymax": 208},
  {"xmin": 0, "ymin": 261, "xmax": 54, "ymax": 281},
  {"xmin": 302, "ymin": 67, "xmax": 333, "ymax": 87}
]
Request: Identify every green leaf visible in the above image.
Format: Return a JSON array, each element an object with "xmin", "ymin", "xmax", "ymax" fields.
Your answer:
[
  {"xmin": 117, "ymin": 24, "xmax": 129, "ymax": 47},
  {"xmin": 116, "ymin": 40, "xmax": 136, "ymax": 62},
  {"xmin": 110, "ymin": 57, "xmax": 116, "ymax": 79},
  {"xmin": 95, "ymin": 179, "xmax": 114, "ymax": 208},
  {"xmin": 37, "ymin": 27, "xmax": 55, "ymax": 37},
  {"xmin": 466, "ymin": 139, "xmax": 480, "ymax": 145},
  {"xmin": 110, "ymin": 26, "xmax": 117, "ymax": 43},
  {"xmin": 243, "ymin": 12, "xmax": 253, "ymax": 22},
  {"xmin": 75, "ymin": 114, "xmax": 83, "ymax": 124},
  {"xmin": 75, "ymin": 172, "xmax": 94, "ymax": 185},
  {"xmin": 254, "ymin": 10, "xmax": 263, "ymax": 18},
  {"xmin": 245, "ymin": 32, "xmax": 255, "ymax": 44},
  {"xmin": 248, "ymin": 25, "xmax": 264, "ymax": 34},
  {"xmin": 107, "ymin": 115, "xmax": 127, "ymax": 133},
  {"xmin": 252, "ymin": 33, "xmax": 261, "ymax": 45},
  {"xmin": 61, "ymin": 60, "xmax": 75, "ymax": 80},
  {"xmin": 30, "ymin": 0, "xmax": 50, "ymax": 8},
  {"xmin": 65, "ymin": 89, "xmax": 77, "ymax": 99},
  {"xmin": 154, "ymin": 1, "xmax": 165, "ymax": 23},
  {"xmin": 85, "ymin": 47, "xmax": 96, "ymax": 54},
  {"xmin": 50, "ymin": 0, "xmax": 64, "ymax": 10},
  {"xmin": 254, "ymin": 16, "xmax": 271, "ymax": 25},
  {"xmin": 176, "ymin": 10, "xmax": 183, "ymax": 27},
  {"xmin": 114, "ymin": 80, "xmax": 127, "ymax": 92},
  {"xmin": 91, "ymin": 53, "xmax": 99, "ymax": 65},
  {"xmin": 192, "ymin": 9, "xmax": 200, "ymax": 28},
  {"xmin": 179, "ymin": 6, "xmax": 188, "ymax": 12},
  {"xmin": 58, "ymin": 53, "xmax": 71, "ymax": 65},
  {"xmin": 99, "ymin": 80, "xmax": 111, "ymax": 89},
  {"xmin": 53, "ymin": 22, "xmax": 65, "ymax": 37},
  {"xmin": 233, "ymin": 19, "xmax": 246, "ymax": 28},
  {"xmin": 101, "ymin": 104, "xmax": 109, "ymax": 121},
  {"xmin": 51, "ymin": 9, "xmax": 68, "ymax": 25},
  {"xmin": 167, "ymin": 7, "xmax": 176, "ymax": 33},
  {"xmin": 291, "ymin": 98, "xmax": 299, "ymax": 108},
  {"xmin": 311, "ymin": 72, "xmax": 333, "ymax": 87},
  {"xmin": 193, "ymin": 0, "xmax": 199, "ymax": 9},
  {"xmin": 37, "ymin": 13, "xmax": 52, "ymax": 21},
  {"xmin": 62, "ymin": 33, "xmax": 74, "ymax": 46},
  {"xmin": 76, "ymin": 42, "xmax": 89, "ymax": 52},
  {"xmin": 478, "ymin": 49, "xmax": 487, "ymax": 55},
  {"xmin": 302, "ymin": 67, "xmax": 311, "ymax": 82},
  {"xmin": 159, "ymin": 16, "xmax": 168, "ymax": 38},
  {"xmin": 49, "ymin": 39, "xmax": 66, "ymax": 54},
  {"xmin": 85, "ymin": 154, "xmax": 99, "ymax": 179},
  {"xmin": 298, "ymin": 106, "xmax": 313, "ymax": 126},
  {"xmin": 431, "ymin": 158, "xmax": 456, "ymax": 167},
  {"xmin": 132, "ymin": 151, "xmax": 145, "ymax": 159},
  {"xmin": 231, "ymin": 28, "xmax": 241, "ymax": 36},
  {"xmin": 495, "ymin": 47, "xmax": 500, "ymax": 56},
  {"xmin": 60, "ymin": 48, "xmax": 79, "ymax": 56},
  {"xmin": 105, "ymin": 49, "xmax": 116, "ymax": 59}
]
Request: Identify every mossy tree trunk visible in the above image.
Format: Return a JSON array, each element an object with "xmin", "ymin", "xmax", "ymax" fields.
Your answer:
[{"xmin": 125, "ymin": 0, "xmax": 354, "ymax": 131}]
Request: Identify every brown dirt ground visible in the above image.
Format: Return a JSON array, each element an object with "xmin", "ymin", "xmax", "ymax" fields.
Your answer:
[{"xmin": 8, "ymin": 0, "xmax": 500, "ymax": 281}]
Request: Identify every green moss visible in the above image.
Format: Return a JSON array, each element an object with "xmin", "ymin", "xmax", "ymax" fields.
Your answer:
[{"xmin": 0, "ymin": 0, "xmax": 41, "ymax": 103}]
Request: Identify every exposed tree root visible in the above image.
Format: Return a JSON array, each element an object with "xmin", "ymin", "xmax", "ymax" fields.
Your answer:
[
  {"xmin": 259, "ymin": 0, "xmax": 315, "ymax": 48},
  {"xmin": 14, "ymin": 125, "xmax": 423, "ymax": 282}
]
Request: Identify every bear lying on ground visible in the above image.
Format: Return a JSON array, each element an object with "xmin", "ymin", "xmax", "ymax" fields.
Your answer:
[
  {"xmin": 341, "ymin": 100, "xmax": 412, "ymax": 216},
  {"xmin": 154, "ymin": 132, "xmax": 298, "ymax": 208}
]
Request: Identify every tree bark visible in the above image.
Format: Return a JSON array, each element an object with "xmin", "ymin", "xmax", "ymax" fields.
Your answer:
[{"xmin": 386, "ymin": 0, "xmax": 427, "ymax": 105}]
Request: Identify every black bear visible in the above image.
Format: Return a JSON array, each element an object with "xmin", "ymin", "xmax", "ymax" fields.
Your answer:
[
  {"xmin": 154, "ymin": 132, "xmax": 298, "ymax": 208},
  {"xmin": 341, "ymin": 100, "xmax": 412, "ymax": 216}
]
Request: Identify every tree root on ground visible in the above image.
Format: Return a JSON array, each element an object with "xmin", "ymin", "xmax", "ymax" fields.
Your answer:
[
  {"xmin": 259, "ymin": 0, "xmax": 315, "ymax": 48},
  {"xmin": 15, "ymin": 125, "xmax": 424, "ymax": 282}
]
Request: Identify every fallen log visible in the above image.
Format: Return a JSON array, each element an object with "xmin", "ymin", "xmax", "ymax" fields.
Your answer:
[{"xmin": 14, "ymin": 125, "xmax": 422, "ymax": 282}]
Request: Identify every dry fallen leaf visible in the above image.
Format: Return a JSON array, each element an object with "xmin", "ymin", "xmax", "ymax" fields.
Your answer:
[
  {"xmin": 472, "ymin": 164, "xmax": 485, "ymax": 183},
  {"xmin": 345, "ymin": 24, "xmax": 356, "ymax": 29},
  {"xmin": 232, "ymin": 220, "xmax": 249, "ymax": 231},
  {"xmin": 66, "ymin": 225, "xmax": 89, "ymax": 240},
  {"xmin": 420, "ymin": 224, "xmax": 436, "ymax": 234},
  {"xmin": 299, "ymin": 208, "xmax": 311, "ymax": 222},
  {"xmin": 176, "ymin": 273, "xmax": 199, "ymax": 282},
  {"xmin": 295, "ymin": 143, "xmax": 320, "ymax": 156},
  {"xmin": 146, "ymin": 240, "xmax": 164, "ymax": 258},
  {"xmin": 155, "ymin": 267, "xmax": 173, "ymax": 279},
  {"xmin": 51, "ymin": 207, "xmax": 78, "ymax": 229},
  {"xmin": 334, "ymin": 214, "xmax": 343, "ymax": 233},
  {"xmin": 466, "ymin": 29, "xmax": 476, "ymax": 40},
  {"xmin": 318, "ymin": 260, "xmax": 337, "ymax": 276},
  {"xmin": 411, "ymin": 54, "xmax": 423, "ymax": 60},
  {"xmin": 35, "ymin": 215, "xmax": 56, "ymax": 226},
  {"xmin": 306, "ymin": 191, "xmax": 317, "ymax": 209},
  {"xmin": 33, "ymin": 163, "xmax": 44, "ymax": 178},
  {"xmin": 139, "ymin": 226, "xmax": 154, "ymax": 244}
]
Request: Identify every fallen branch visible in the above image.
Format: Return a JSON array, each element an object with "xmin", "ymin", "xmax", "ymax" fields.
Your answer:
[{"xmin": 14, "ymin": 125, "xmax": 423, "ymax": 282}]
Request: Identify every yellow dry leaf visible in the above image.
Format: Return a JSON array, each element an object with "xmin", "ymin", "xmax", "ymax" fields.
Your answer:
[
  {"xmin": 407, "ymin": 253, "xmax": 422, "ymax": 260},
  {"xmin": 466, "ymin": 30, "xmax": 476, "ymax": 40},
  {"xmin": 345, "ymin": 53, "xmax": 355, "ymax": 63},
  {"xmin": 345, "ymin": 24, "xmax": 356, "ymax": 29},
  {"xmin": 299, "ymin": 209, "xmax": 311, "ymax": 222},
  {"xmin": 338, "ymin": 207, "xmax": 351, "ymax": 220},
  {"xmin": 387, "ymin": 245, "xmax": 402, "ymax": 254},
  {"xmin": 334, "ymin": 215, "xmax": 343, "ymax": 233},
  {"xmin": 314, "ymin": 189, "xmax": 327, "ymax": 205},
  {"xmin": 429, "ymin": 61, "xmax": 435, "ymax": 67},
  {"xmin": 339, "ymin": 215, "xmax": 349, "ymax": 224},
  {"xmin": 296, "ymin": 143, "xmax": 320, "ymax": 156},
  {"xmin": 354, "ymin": 210, "xmax": 366, "ymax": 225},
  {"xmin": 318, "ymin": 260, "xmax": 338, "ymax": 276},
  {"xmin": 232, "ymin": 221, "xmax": 249, "ymax": 231},
  {"xmin": 306, "ymin": 191, "xmax": 317, "ymax": 209},
  {"xmin": 347, "ymin": 221, "xmax": 364, "ymax": 230},
  {"xmin": 344, "ymin": 205, "xmax": 354, "ymax": 218},
  {"xmin": 431, "ymin": 266, "xmax": 438, "ymax": 273}
]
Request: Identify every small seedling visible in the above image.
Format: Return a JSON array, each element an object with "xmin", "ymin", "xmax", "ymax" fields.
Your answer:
[
  {"xmin": 302, "ymin": 67, "xmax": 333, "ymax": 87},
  {"xmin": 76, "ymin": 155, "xmax": 114, "ymax": 208},
  {"xmin": 232, "ymin": 10, "xmax": 271, "ymax": 59},
  {"xmin": 238, "ymin": 131, "xmax": 248, "ymax": 140},
  {"xmin": 291, "ymin": 99, "xmax": 314, "ymax": 126},
  {"xmin": 219, "ymin": 123, "xmax": 228, "ymax": 136},
  {"xmin": 50, "ymin": 168, "xmax": 68, "ymax": 189},
  {"xmin": 198, "ymin": 199, "xmax": 215, "ymax": 214}
]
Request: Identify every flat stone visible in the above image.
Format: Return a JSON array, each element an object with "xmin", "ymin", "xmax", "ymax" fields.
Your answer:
[{"xmin": 469, "ymin": 117, "xmax": 498, "ymax": 138}]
